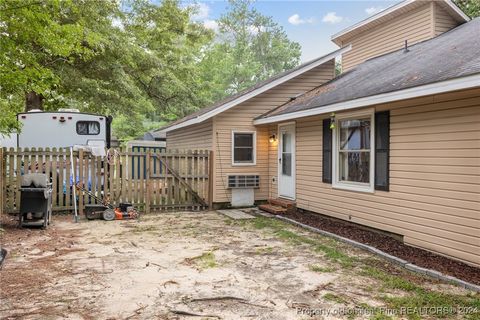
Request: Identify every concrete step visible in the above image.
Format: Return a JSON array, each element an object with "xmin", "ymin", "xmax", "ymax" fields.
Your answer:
[{"xmin": 258, "ymin": 204, "xmax": 287, "ymax": 215}]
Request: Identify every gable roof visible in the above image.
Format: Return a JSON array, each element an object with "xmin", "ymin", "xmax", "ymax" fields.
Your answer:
[
  {"xmin": 254, "ymin": 18, "xmax": 480, "ymax": 125},
  {"xmin": 331, "ymin": 0, "xmax": 470, "ymax": 46},
  {"xmin": 160, "ymin": 46, "xmax": 351, "ymax": 133}
]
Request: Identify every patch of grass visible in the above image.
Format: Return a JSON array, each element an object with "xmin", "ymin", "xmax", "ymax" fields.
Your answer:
[
  {"xmin": 360, "ymin": 266, "xmax": 419, "ymax": 291},
  {"xmin": 359, "ymin": 266, "xmax": 480, "ymax": 319},
  {"xmin": 251, "ymin": 216, "xmax": 285, "ymax": 230},
  {"xmin": 245, "ymin": 217, "xmax": 356, "ymax": 268},
  {"xmin": 369, "ymin": 313, "xmax": 394, "ymax": 320},
  {"xmin": 381, "ymin": 288, "xmax": 480, "ymax": 319},
  {"xmin": 309, "ymin": 264, "xmax": 336, "ymax": 273},
  {"xmin": 323, "ymin": 293, "xmax": 347, "ymax": 304},
  {"xmin": 275, "ymin": 229, "xmax": 315, "ymax": 245},
  {"xmin": 131, "ymin": 225, "xmax": 157, "ymax": 233},
  {"xmin": 315, "ymin": 244, "xmax": 356, "ymax": 268},
  {"xmin": 382, "ymin": 291, "xmax": 480, "ymax": 320},
  {"xmin": 255, "ymin": 246, "xmax": 274, "ymax": 254},
  {"xmin": 193, "ymin": 251, "xmax": 217, "ymax": 269}
]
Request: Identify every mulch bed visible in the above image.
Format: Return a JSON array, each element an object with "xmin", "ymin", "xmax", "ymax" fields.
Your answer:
[{"xmin": 283, "ymin": 210, "xmax": 480, "ymax": 286}]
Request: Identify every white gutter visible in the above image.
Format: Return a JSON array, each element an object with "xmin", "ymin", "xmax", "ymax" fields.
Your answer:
[
  {"xmin": 331, "ymin": 0, "xmax": 470, "ymax": 44},
  {"xmin": 253, "ymin": 73, "xmax": 480, "ymax": 125},
  {"xmin": 162, "ymin": 45, "xmax": 352, "ymax": 133}
]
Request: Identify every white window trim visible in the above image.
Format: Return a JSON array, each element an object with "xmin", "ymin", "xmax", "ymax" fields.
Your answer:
[
  {"xmin": 231, "ymin": 130, "xmax": 257, "ymax": 166},
  {"xmin": 332, "ymin": 108, "xmax": 375, "ymax": 193}
]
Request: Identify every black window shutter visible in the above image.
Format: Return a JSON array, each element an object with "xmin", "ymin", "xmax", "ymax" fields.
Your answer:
[
  {"xmin": 322, "ymin": 118, "xmax": 332, "ymax": 183},
  {"xmin": 375, "ymin": 111, "xmax": 390, "ymax": 191}
]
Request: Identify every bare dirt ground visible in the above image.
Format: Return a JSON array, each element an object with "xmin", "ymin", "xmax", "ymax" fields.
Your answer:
[{"xmin": 0, "ymin": 211, "xmax": 478, "ymax": 320}]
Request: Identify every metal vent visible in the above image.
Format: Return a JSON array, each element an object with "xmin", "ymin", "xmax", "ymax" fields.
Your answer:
[{"xmin": 228, "ymin": 175, "xmax": 260, "ymax": 188}]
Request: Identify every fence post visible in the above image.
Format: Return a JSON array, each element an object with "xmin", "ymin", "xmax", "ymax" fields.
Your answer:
[
  {"xmin": 145, "ymin": 152, "xmax": 151, "ymax": 215},
  {"xmin": 78, "ymin": 149, "xmax": 84, "ymax": 217},
  {"xmin": 208, "ymin": 150, "xmax": 214, "ymax": 210}
]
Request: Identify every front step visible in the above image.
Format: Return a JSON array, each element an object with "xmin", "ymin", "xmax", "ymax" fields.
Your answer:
[
  {"xmin": 258, "ymin": 198, "xmax": 296, "ymax": 215},
  {"xmin": 269, "ymin": 198, "xmax": 296, "ymax": 210},
  {"xmin": 258, "ymin": 204, "xmax": 287, "ymax": 215}
]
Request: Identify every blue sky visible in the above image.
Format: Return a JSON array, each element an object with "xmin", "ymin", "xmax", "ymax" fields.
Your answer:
[{"xmin": 183, "ymin": 0, "xmax": 398, "ymax": 62}]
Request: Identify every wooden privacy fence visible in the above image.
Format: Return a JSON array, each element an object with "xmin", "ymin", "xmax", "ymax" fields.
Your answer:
[{"xmin": 1, "ymin": 148, "xmax": 213, "ymax": 215}]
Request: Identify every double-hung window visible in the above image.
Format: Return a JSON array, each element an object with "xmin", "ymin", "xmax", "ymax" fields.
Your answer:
[
  {"xmin": 232, "ymin": 131, "xmax": 256, "ymax": 165},
  {"xmin": 333, "ymin": 110, "xmax": 374, "ymax": 192}
]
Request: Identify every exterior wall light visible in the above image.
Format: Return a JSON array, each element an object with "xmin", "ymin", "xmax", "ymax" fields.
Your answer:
[
  {"xmin": 330, "ymin": 112, "xmax": 336, "ymax": 129},
  {"xmin": 269, "ymin": 134, "xmax": 277, "ymax": 143}
]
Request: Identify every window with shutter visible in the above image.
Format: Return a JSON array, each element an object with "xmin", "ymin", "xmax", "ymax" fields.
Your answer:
[{"xmin": 332, "ymin": 109, "xmax": 375, "ymax": 193}]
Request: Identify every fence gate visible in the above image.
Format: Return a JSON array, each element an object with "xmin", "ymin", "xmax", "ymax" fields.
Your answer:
[{"xmin": 1, "ymin": 148, "xmax": 213, "ymax": 216}]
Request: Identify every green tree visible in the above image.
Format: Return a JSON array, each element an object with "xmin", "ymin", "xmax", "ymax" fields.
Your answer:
[
  {"xmin": 199, "ymin": 0, "xmax": 301, "ymax": 103},
  {"xmin": 0, "ymin": 0, "xmax": 116, "ymax": 135},
  {"xmin": 0, "ymin": 0, "xmax": 212, "ymax": 141},
  {"xmin": 454, "ymin": 0, "xmax": 480, "ymax": 18},
  {"xmin": 47, "ymin": 0, "xmax": 212, "ymax": 141}
]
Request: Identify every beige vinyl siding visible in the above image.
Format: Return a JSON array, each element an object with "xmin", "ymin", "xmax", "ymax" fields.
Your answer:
[
  {"xmin": 166, "ymin": 119, "xmax": 213, "ymax": 151},
  {"xmin": 341, "ymin": 3, "xmax": 436, "ymax": 72},
  {"xmin": 434, "ymin": 3, "xmax": 459, "ymax": 36},
  {"xmin": 213, "ymin": 61, "xmax": 335, "ymax": 203},
  {"xmin": 293, "ymin": 88, "xmax": 480, "ymax": 266}
]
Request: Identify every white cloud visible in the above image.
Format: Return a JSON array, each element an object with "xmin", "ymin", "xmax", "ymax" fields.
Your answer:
[
  {"xmin": 365, "ymin": 7, "xmax": 384, "ymax": 15},
  {"xmin": 191, "ymin": 2, "xmax": 210, "ymax": 21},
  {"xmin": 203, "ymin": 19, "xmax": 219, "ymax": 32},
  {"xmin": 322, "ymin": 12, "xmax": 343, "ymax": 24},
  {"xmin": 288, "ymin": 14, "xmax": 315, "ymax": 26}
]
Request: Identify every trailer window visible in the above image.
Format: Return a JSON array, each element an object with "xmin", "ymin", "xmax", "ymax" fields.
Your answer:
[{"xmin": 76, "ymin": 121, "xmax": 100, "ymax": 135}]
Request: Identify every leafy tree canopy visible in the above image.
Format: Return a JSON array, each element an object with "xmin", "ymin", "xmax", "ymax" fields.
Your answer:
[
  {"xmin": 198, "ymin": 0, "xmax": 301, "ymax": 103},
  {"xmin": 454, "ymin": 0, "xmax": 480, "ymax": 18},
  {"xmin": 0, "ymin": 0, "xmax": 213, "ymax": 141},
  {"xmin": 0, "ymin": 0, "xmax": 111, "ymax": 135}
]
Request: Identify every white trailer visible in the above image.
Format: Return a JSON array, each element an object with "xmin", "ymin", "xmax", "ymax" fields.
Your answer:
[{"xmin": 0, "ymin": 109, "xmax": 112, "ymax": 149}]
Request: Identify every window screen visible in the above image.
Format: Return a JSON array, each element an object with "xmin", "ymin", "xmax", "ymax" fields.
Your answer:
[
  {"xmin": 338, "ymin": 118, "xmax": 371, "ymax": 184},
  {"xmin": 76, "ymin": 121, "xmax": 100, "ymax": 135},
  {"xmin": 233, "ymin": 132, "xmax": 254, "ymax": 164},
  {"xmin": 281, "ymin": 132, "xmax": 292, "ymax": 176}
]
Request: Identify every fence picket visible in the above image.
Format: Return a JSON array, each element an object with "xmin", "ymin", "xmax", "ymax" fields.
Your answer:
[
  {"xmin": 2, "ymin": 148, "xmax": 210, "ymax": 214},
  {"xmin": 58, "ymin": 149, "xmax": 65, "ymax": 209},
  {"xmin": 51, "ymin": 148, "xmax": 58, "ymax": 208},
  {"xmin": 14, "ymin": 148, "xmax": 22, "ymax": 212}
]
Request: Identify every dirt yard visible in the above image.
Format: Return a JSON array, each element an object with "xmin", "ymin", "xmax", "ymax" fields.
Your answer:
[{"xmin": 1, "ymin": 211, "xmax": 478, "ymax": 320}]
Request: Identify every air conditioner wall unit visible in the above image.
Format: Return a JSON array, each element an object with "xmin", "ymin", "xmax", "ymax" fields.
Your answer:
[{"xmin": 228, "ymin": 175, "xmax": 259, "ymax": 207}]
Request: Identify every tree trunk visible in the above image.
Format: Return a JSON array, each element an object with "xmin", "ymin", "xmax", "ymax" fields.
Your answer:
[{"xmin": 25, "ymin": 91, "xmax": 43, "ymax": 111}]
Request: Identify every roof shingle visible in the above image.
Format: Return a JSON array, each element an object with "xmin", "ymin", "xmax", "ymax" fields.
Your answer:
[{"xmin": 257, "ymin": 18, "xmax": 480, "ymax": 120}]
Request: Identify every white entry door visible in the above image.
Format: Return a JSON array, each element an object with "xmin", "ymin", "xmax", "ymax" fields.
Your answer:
[{"xmin": 278, "ymin": 123, "xmax": 295, "ymax": 199}]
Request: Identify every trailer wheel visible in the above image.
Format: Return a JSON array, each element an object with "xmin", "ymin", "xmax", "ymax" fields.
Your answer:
[{"xmin": 102, "ymin": 209, "xmax": 115, "ymax": 221}]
